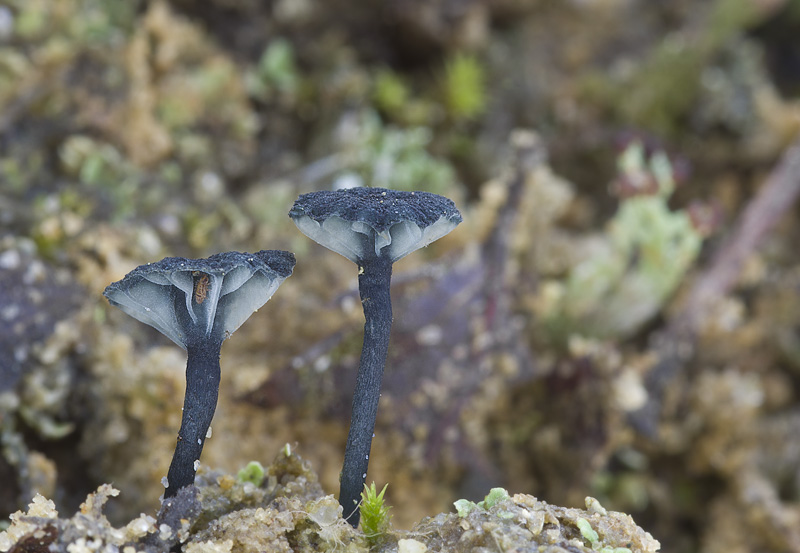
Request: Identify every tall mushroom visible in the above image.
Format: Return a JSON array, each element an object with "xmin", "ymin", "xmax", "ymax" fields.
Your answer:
[
  {"xmin": 289, "ymin": 187, "xmax": 462, "ymax": 526},
  {"xmin": 103, "ymin": 250, "xmax": 295, "ymax": 498}
]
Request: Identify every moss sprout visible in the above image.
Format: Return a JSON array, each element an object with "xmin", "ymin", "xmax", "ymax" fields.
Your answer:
[{"xmin": 359, "ymin": 482, "xmax": 391, "ymax": 541}]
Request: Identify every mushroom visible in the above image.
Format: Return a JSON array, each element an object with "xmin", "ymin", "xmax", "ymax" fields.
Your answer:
[
  {"xmin": 289, "ymin": 187, "xmax": 462, "ymax": 526},
  {"xmin": 103, "ymin": 250, "xmax": 295, "ymax": 498}
]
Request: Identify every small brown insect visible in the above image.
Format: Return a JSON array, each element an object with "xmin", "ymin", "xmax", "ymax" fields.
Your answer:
[{"xmin": 194, "ymin": 274, "xmax": 210, "ymax": 304}]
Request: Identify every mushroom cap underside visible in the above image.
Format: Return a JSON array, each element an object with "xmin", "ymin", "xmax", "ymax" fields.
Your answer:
[
  {"xmin": 289, "ymin": 187, "xmax": 462, "ymax": 263},
  {"xmin": 103, "ymin": 250, "xmax": 295, "ymax": 349}
]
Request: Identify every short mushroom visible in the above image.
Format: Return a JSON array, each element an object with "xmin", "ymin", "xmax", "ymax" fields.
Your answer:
[
  {"xmin": 103, "ymin": 250, "xmax": 295, "ymax": 498},
  {"xmin": 289, "ymin": 187, "xmax": 462, "ymax": 526}
]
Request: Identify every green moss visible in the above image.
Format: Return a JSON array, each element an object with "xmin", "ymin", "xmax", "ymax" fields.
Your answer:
[
  {"xmin": 373, "ymin": 68, "xmax": 410, "ymax": 116},
  {"xmin": 441, "ymin": 53, "xmax": 486, "ymax": 121},
  {"xmin": 359, "ymin": 482, "xmax": 391, "ymax": 541}
]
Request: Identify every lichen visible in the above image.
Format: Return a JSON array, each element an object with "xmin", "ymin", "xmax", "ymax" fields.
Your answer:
[
  {"xmin": 330, "ymin": 110, "xmax": 455, "ymax": 195},
  {"xmin": 414, "ymin": 493, "xmax": 659, "ymax": 553},
  {"xmin": 538, "ymin": 141, "xmax": 703, "ymax": 341}
]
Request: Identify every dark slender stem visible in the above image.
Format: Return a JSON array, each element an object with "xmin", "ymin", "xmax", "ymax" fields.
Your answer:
[
  {"xmin": 339, "ymin": 255, "xmax": 393, "ymax": 527},
  {"xmin": 164, "ymin": 338, "xmax": 222, "ymax": 498}
]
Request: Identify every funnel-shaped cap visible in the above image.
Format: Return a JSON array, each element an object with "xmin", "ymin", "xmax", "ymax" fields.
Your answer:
[
  {"xmin": 289, "ymin": 187, "xmax": 462, "ymax": 263},
  {"xmin": 104, "ymin": 250, "xmax": 295, "ymax": 349}
]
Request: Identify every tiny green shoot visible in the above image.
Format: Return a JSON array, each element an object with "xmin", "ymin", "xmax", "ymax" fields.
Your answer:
[{"xmin": 360, "ymin": 482, "xmax": 392, "ymax": 541}]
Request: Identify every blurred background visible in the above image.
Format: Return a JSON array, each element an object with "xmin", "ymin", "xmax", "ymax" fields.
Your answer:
[{"xmin": 1, "ymin": 0, "xmax": 800, "ymax": 551}]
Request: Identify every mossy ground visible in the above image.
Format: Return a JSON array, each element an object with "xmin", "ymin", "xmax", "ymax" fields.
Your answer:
[{"xmin": 0, "ymin": 450, "xmax": 659, "ymax": 553}]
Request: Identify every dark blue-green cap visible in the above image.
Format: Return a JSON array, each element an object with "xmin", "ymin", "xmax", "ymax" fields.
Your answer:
[
  {"xmin": 289, "ymin": 187, "xmax": 462, "ymax": 263},
  {"xmin": 104, "ymin": 250, "xmax": 295, "ymax": 349}
]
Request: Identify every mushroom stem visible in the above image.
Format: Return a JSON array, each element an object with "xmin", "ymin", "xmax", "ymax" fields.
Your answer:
[
  {"xmin": 164, "ymin": 337, "xmax": 223, "ymax": 498},
  {"xmin": 340, "ymin": 255, "xmax": 393, "ymax": 526}
]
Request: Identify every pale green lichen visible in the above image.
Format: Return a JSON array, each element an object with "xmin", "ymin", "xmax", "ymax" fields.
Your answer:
[
  {"xmin": 454, "ymin": 487, "xmax": 510, "ymax": 517},
  {"xmin": 577, "ymin": 517, "xmax": 600, "ymax": 546},
  {"xmin": 334, "ymin": 110, "xmax": 454, "ymax": 194},
  {"xmin": 453, "ymin": 499, "xmax": 476, "ymax": 518},
  {"xmin": 236, "ymin": 461, "xmax": 265, "ymax": 487},
  {"xmin": 246, "ymin": 38, "xmax": 300, "ymax": 101},
  {"xmin": 540, "ymin": 141, "xmax": 703, "ymax": 341}
]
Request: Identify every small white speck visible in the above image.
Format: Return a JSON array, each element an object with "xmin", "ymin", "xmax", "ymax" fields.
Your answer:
[
  {"xmin": 145, "ymin": 307, "xmax": 151, "ymax": 312},
  {"xmin": 362, "ymin": 473, "xmax": 367, "ymax": 479},
  {"xmin": 206, "ymin": 426, "xmax": 213, "ymax": 439},
  {"xmin": 313, "ymin": 355, "xmax": 331, "ymax": 373},
  {"xmin": 161, "ymin": 476, "xmax": 169, "ymax": 488},
  {"xmin": 372, "ymin": 433, "xmax": 375, "ymax": 438},
  {"xmin": 365, "ymin": 455, "xmax": 369, "ymax": 460},
  {"xmin": 0, "ymin": 250, "xmax": 21, "ymax": 270},
  {"xmin": 159, "ymin": 524, "xmax": 173, "ymax": 540},
  {"xmin": 1, "ymin": 304, "xmax": 20, "ymax": 321},
  {"xmin": 197, "ymin": 439, "xmax": 202, "ymax": 445},
  {"xmin": 14, "ymin": 346, "xmax": 28, "ymax": 363},
  {"xmin": 193, "ymin": 460, "xmax": 200, "ymax": 471},
  {"xmin": 416, "ymin": 324, "xmax": 442, "ymax": 346}
]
